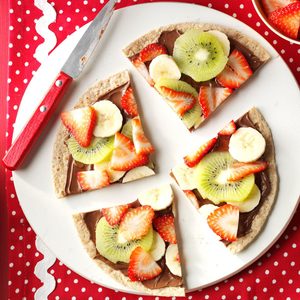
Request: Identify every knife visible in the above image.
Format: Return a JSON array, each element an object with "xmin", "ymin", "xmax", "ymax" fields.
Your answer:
[{"xmin": 3, "ymin": 0, "xmax": 117, "ymax": 170}]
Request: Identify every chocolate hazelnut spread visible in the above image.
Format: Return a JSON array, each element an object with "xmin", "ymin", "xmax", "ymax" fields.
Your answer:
[
  {"xmin": 83, "ymin": 201, "xmax": 183, "ymax": 289},
  {"xmin": 64, "ymin": 84, "xmax": 130, "ymax": 196},
  {"xmin": 191, "ymin": 111, "xmax": 271, "ymax": 238}
]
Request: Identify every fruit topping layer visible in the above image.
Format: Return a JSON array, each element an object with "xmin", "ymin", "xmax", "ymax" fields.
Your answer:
[
  {"xmin": 129, "ymin": 29, "xmax": 264, "ymax": 131},
  {"xmin": 82, "ymin": 185, "xmax": 183, "ymax": 289},
  {"xmin": 172, "ymin": 111, "xmax": 271, "ymax": 242},
  {"xmin": 261, "ymin": 0, "xmax": 300, "ymax": 40},
  {"xmin": 62, "ymin": 83, "xmax": 155, "ymax": 195}
]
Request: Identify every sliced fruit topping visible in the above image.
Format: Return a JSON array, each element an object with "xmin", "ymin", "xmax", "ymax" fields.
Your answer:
[
  {"xmin": 128, "ymin": 246, "xmax": 162, "ymax": 281},
  {"xmin": 118, "ymin": 206, "xmax": 155, "ymax": 243},
  {"xmin": 207, "ymin": 204, "xmax": 239, "ymax": 242},
  {"xmin": 102, "ymin": 204, "xmax": 130, "ymax": 226},
  {"xmin": 172, "ymin": 163, "xmax": 198, "ymax": 190},
  {"xmin": 218, "ymin": 120, "xmax": 236, "ymax": 136},
  {"xmin": 110, "ymin": 132, "xmax": 149, "ymax": 171},
  {"xmin": 96, "ymin": 217, "xmax": 153, "ymax": 264},
  {"xmin": 120, "ymin": 87, "xmax": 138, "ymax": 118},
  {"xmin": 198, "ymin": 204, "xmax": 219, "ymax": 219},
  {"xmin": 226, "ymin": 161, "xmax": 268, "ymax": 182},
  {"xmin": 149, "ymin": 231, "xmax": 166, "ymax": 261},
  {"xmin": 183, "ymin": 190, "xmax": 200, "ymax": 209},
  {"xmin": 94, "ymin": 160, "xmax": 125, "ymax": 183},
  {"xmin": 165, "ymin": 244, "xmax": 182, "ymax": 277},
  {"xmin": 195, "ymin": 151, "xmax": 255, "ymax": 204},
  {"xmin": 67, "ymin": 136, "xmax": 114, "ymax": 164},
  {"xmin": 121, "ymin": 119, "xmax": 133, "ymax": 140},
  {"xmin": 182, "ymin": 103, "xmax": 204, "ymax": 130},
  {"xmin": 122, "ymin": 166, "xmax": 155, "ymax": 183},
  {"xmin": 269, "ymin": 2, "xmax": 300, "ymax": 39},
  {"xmin": 229, "ymin": 127, "xmax": 266, "ymax": 162},
  {"xmin": 77, "ymin": 170, "xmax": 110, "ymax": 191},
  {"xmin": 153, "ymin": 214, "xmax": 177, "ymax": 244},
  {"xmin": 262, "ymin": 0, "xmax": 298, "ymax": 16},
  {"xmin": 149, "ymin": 54, "xmax": 181, "ymax": 82},
  {"xmin": 216, "ymin": 49, "xmax": 253, "ymax": 89},
  {"xmin": 207, "ymin": 30, "xmax": 230, "ymax": 57},
  {"xmin": 159, "ymin": 86, "xmax": 196, "ymax": 116},
  {"xmin": 61, "ymin": 106, "xmax": 96, "ymax": 147},
  {"xmin": 184, "ymin": 137, "xmax": 217, "ymax": 167},
  {"xmin": 173, "ymin": 30, "xmax": 228, "ymax": 82},
  {"xmin": 228, "ymin": 184, "xmax": 261, "ymax": 213},
  {"xmin": 92, "ymin": 100, "xmax": 123, "ymax": 138},
  {"xmin": 139, "ymin": 43, "xmax": 168, "ymax": 62},
  {"xmin": 138, "ymin": 184, "xmax": 174, "ymax": 211},
  {"xmin": 132, "ymin": 56, "xmax": 154, "ymax": 86},
  {"xmin": 132, "ymin": 117, "xmax": 155, "ymax": 155},
  {"xmin": 199, "ymin": 86, "xmax": 233, "ymax": 118}
]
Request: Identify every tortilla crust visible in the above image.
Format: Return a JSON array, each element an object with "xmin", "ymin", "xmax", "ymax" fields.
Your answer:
[
  {"xmin": 52, "ymin": 71, "xmax": 130, "ymax": 198},
  {"xmin": 73, "ymin": 213, "xmax": 185, "ymax": 296},
  {"xmin": 228, "ymin": 107, "xmax": 278, "ymax": 253},
  {"xmin": 123, "ymin": 22, "xmax": 270, "ymax": 62}
]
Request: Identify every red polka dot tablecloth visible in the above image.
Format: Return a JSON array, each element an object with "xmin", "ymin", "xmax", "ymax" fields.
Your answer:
[{"xmin": 4, "ymin": 0, "xmax": 300, "ymax": 299}]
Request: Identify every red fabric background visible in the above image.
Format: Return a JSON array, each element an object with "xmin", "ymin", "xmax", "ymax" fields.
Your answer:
[{"xmin": 3, "ymin": 0, "xmax": 300, "ymax": 299}]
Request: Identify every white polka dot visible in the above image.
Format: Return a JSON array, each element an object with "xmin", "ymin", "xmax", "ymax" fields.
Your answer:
[
  {"xmin": 239, "ymin": 277, "xmax": 243, "ymax": 282},
  {"xmin": 74, "ymin": 279, "xmax": 78, "ymax": 283},
  {"xmin": 289, "ymin": 58, "xmax": 294, "ymax": 63},
  {"xmin": 288, "ymin": 279, "xmax": 293, "ymax": 284},
  {"xmin": 9, "ymin": 43, "xmax": 13, "ymax": 48},
  {"xmin": 264, "ymin": 31, "xmax": 269, "ymax": 36},
  {"xmin": 247, "ymin": 287, "xmax": 251, "ymax": 291},
  {"xmin": 81, "ymin": 287, "xmax": 86, "ymax": 292},
  {"xmin": 221, "ymin": 295, "xmax": 226, "ymax": 300},
  {"xmin": 17, "ymin": 271, "xmax": 22, "ymax": 276},
  {"xmin": 83, "ymin": 16, "xmax": 88, "ymax": 21},
  {"xmin": 10, "ymin": 245, "xmax": 14, "ymax": 250},
  {"xmin": 297, "ymin": 67, "xmax": 300, "ymax": 72},
  {"xmin": 57, "ymin": 278, "xmax": 61, "ymax": 283},
  {"xmin": 33, "ymin": 36, "xmax": 38, "ymax": 41},
  {"xmin": 273, "ymin": 40, "xmax": 278, "ymax": 45},
  {"xmin": 293, "ymin": 226, "xmax": 298, "ymax": 231},
  {"xmin": 248, "ymin": 269, "xmax": 253, "ymax": 274},
  {"xmin": 272, "ymin": 279, "xmax": 277, "ymax": 284},
  {"xmin": 237, "ymin": 296, "xmax": 241, "ymax": 300},
  {"xmin": 67, "ymin": 17, "xmax": 71, "ymax": 22},
  {"xmin": 84, "ymin": 0, "xmax": 88, "ymax": 4},
  {"xmin": 98, "ymin": 287, "xmax": 102, "ymax": 292},
  {"xmin": 279, "ymin": 288, "xmax": 284, "ymax": 293},
  {"xmin": 215, "ymin": 286, "xmax": 219, "ymax": 291},
  {"xmin": 265, "ymin": 269, "xmax": 270, "ymax": 275},
  {"xmin": 255, "ymin": 278, "xmax": 260, "ymax": 283},
  {"xmin": 240, "ymin": 4, "xmax": 244, "ymax": 9},
  {"xmin": 230, "ymin": 286, "xmax": 234, "ymax": 291},
  {"xmin": 224, "ymin": 3, "xmax": 229, "ymax": 8},
  {"xmin": 26, "ymin": 26, "xmax": 30, "ymax": 32},
  {"xmin": 263, "ymin": 287, "xmax": 267, "ymax": 292},
  {"xmin": 75, "ymin": 25, "xmax": 80, "ymax": 30},
  {"xmin": 274, "ymin": 261, "xmax": 278, "ymax": 266},
  {"xmin": 282, "ymin": 270, "xmax": 286, "ymax": 275},
  {"xmin": 24, "ymin": 279, "xmax": 28, "ymax": 285},
  {"xmin": 92, "ymin": 8, "xmax": 97, "ymax": 12},
  {"xmin": 18, "ymin": 253, "xmax": 23, "ymax": 258},
  {"xmin": 233, "ymin": 13, "xmax": 237, "ymax": 18},
  {"xmin": 71, "ymin": 297, "xmax": 76, "ymax": 300},
  {"xmin": 26, "ymin": 262, "xmax": 30, "ymax": 266},
  {"xmin": 9, "ymin": 263, "xmax": 14, "ymax": 268},
  {"xmin": 32, "ymin": 287, "xmax": 36, "ymax": 292},
  {"xmin": 27, "ymin": 244, "xmax": 31, "ymax": 249},
  {"xmin": 59, "ymin": 26, "xmax": 63, "ymax": 31},
  {"xmin": 25, "ymin": 44, "xmax": 30, "ymax": 49},
  {"xmin": 105, "ymin": 297, "xmax": 110, "ymax": 300},
  {"xmin": 8, "ymin": 61, "xmax": 13, "ymax": 66},
  {"xmin": 256, "ymin": 22, "xmax": 260, "ymax": 27},
  {"xmin": 9, "ymin": 8, "xmax": 14, "ymax": 13},
  {"xmin": 64, "ymin": 287, "xmax": 69, "ymax": 292},
  {"xmin": 208, "ymin": 3, "xmax": 212, "ymax": 8},
  {"xmin": 19, "ymin": 236, "xmax": 23, "ymax": 241},
  {"xmin": 17, "ymin": 18, "xmax": 22, "ymax": 22},
  {"xmin": 67, "ymin": 1, "xmax": 71, "ymax": 5},
  {"xmin": 9, "ymin": 25, "xmax": 14, "ymax": 30},
  {"xmin": 55, "ymin": 296, "xmax": 59, "ymax": 300},
  {"xmin": 15, "ymin": 288, "xmax": 19, "ymax": 294},
  {"xmin": 285, "ymin": 234, "xmax": 289, "ymax": 239},
  {"xmin": 248, "ymin": 13, "xmax": 252, "ymax": 18}
]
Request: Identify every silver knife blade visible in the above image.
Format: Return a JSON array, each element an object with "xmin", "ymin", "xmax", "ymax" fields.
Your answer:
[{"xmin": 61, "ymin": 0, "xmax": 117, "ymax": 79}]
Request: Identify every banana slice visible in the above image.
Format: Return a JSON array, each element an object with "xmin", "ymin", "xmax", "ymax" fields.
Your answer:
[
  {"xmin": 149, "ymin": 54, "xmax": 181, "ymax": 83},
  {"xmin": 122, "ymin": 166, "xmax": 155, "ymax": 183},
  {"xmin": 207, "ymin": 30, "xmax": 230, "ymax": 57},
  {"xmin": 229, "ymin": 127, "xmax": 266, "ymax": 162},
  {"xmin": 166, "ymin": 244, "xmax": 182, "ymax": 277},
  {"xmin": 149, "ymin": 231, "xmax": 166, "ymax": 261},
  {"xmin": 228, "ymin": 184, "xmax": 261, "ymax": 213},
  {"xmin": 94, "ymin": 161, "xmax": 125, "ymax": 183},
  {"xmin": 93, "ymin": 100, "xmax": 123, "ymax": 138},
  {"xmin": 172, "ymin": 163, "xmax": 197, "ymax": 190},
  {"xmin": 138, "ymin": 184, "xmax": 174, "ymax": 211}
]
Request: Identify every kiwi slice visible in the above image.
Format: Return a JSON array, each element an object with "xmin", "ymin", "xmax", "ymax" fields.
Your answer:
[
  {"xmin": 154, "ymin": 78, "xmax": 203, "ymax": 129},
  {"xmin": 121, "ymin": 119, "xmax": 133, "ymax": 140},
  {"xmin": 67, "ymin": 136, "xmax": 114, "ymax": 164},
  {"xmin": 96, "ymin": 217, "xmax": 153, "ymax": 263},
  {"xmin": 173, "ymin": 30, "xmax": 228, "ymax": 82},
  {"xmin": 195, "ymin": 151, "xmax": 255, "ymax": 204}
]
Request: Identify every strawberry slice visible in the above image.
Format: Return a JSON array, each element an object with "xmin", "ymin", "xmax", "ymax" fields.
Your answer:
[
  {"xmin": 102, "ymin": 204, "xmax": 130, "ymax": 226},
  {"xmin": 118, "ymin": 206, "xmax": 155, "ymax": 242},
  {"xmin": 61, "ymin": 106, "xmax": 96, "ymax": 147},
  {"xmin": 184, "ymin": 137, "xmax": 217, "ymax": 168},
  {"xmin": 77, "ymin": 170, "xmax": 110, "ymax": 191},
  {"xmin": 153, "ymin": 214, "xmax": 177, "ymax": 244},
  {"xmin": 218, "ymin": 120, "xmax": 237, "ymax": 136},
  {"xmin": 159, "ymin": 86, "xmax": 196, "ymax": 116},
  {"xmin": 132, "ymin": 117, "xmax": 155, "ymax": 155},
  {"xmin": 132, "ymin": 56, "xmax": 155, "ymax": 86},
  {"xmin": 261, "ymin": 0, "xmax": 298, "ymax": 16},
  {"xmin": 269, "ymin": 2, "xmax": 300, "ymax": 39},
  {"xmin": 198, "ymin": 86, "xmax": 233, "ymax": 118},
  {"xmin": 207, "ymin": 204, "xmax": 239, "ymax": 242},
  {"xmin": 121, "ymin": 86, "xmax": 138, "ymax": 118},
  {"xmin": 139, "ymin": 43, "xmax": 167, "ymax": 62},
  {"xmin": 128, "ymin": 246, "xmax": 162, "ymax": 281},
  {"xmin": 227, "ymin": 161, "xmax": 268, "ymax": 182},
  {"xmin": 110, "ymin": 132, "xmax": 149, "ymax": 171},
  {"xmin": 216, "ymin": 49, "xmax": 253, "ymax": 89},
  {"xmin": 183, "ymin": 190, "xmax": 200, "ymax": 209}
]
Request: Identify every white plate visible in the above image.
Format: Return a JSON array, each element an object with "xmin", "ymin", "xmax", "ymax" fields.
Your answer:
[{"xmin": 13, "ymin": 2, "xmax": 300, "ymax": 294}]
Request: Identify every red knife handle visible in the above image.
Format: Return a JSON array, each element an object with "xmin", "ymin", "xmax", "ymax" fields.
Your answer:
[{"xmin": 3, "ymin": 71, "xmax": 73, "ymax": 170}]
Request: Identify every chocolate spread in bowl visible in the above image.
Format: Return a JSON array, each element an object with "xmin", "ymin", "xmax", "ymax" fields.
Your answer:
[
  {"xmin": 64, "ymin": 83, "xmax": 131, "ymax": 196},
  {"xmin": 191, "ymin": 111, "xmax": 271, "ymax": 238},
  {"xmin": 83, "ymin": 201, "xmax": 183, "ymax": 289}
]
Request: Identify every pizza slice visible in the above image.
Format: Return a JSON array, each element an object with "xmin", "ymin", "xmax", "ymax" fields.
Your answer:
[
  {"xmin": 123, "ymin": 23, "xmax": 270, "ymax": 131},
  {"xmin": 73, "ymin": 184, "xmax": 185, "ymax": 296},
  {"xmin": 171, "ymin": 107, "xmax": 278, "ymax": 253},
  {"xmin": 52, "ymin": 71, "xmax": 155, "ymax": 198}
]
